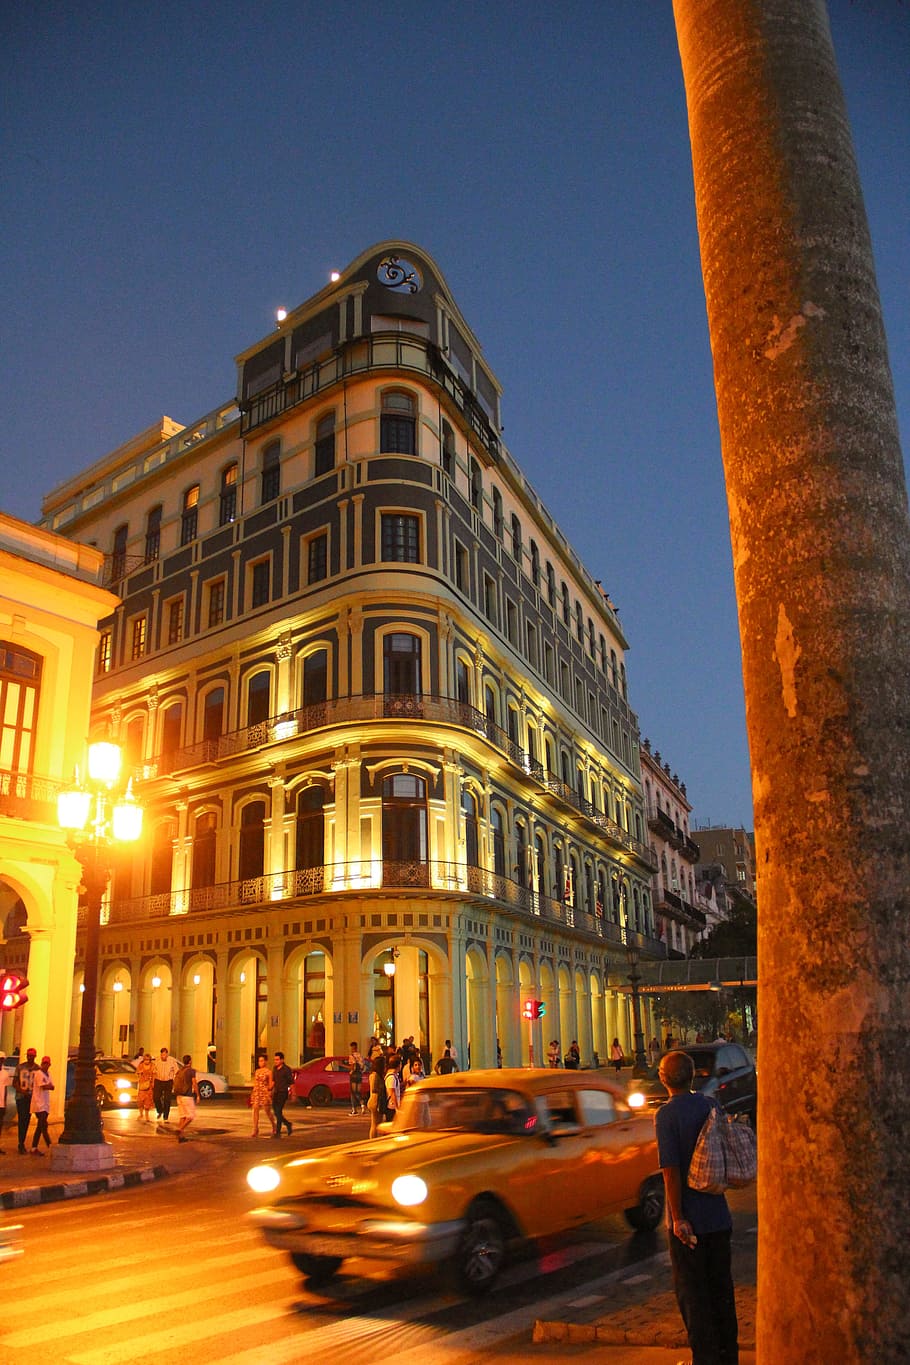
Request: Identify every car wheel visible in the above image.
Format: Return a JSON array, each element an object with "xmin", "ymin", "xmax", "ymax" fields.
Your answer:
[
  {"xmin": 290, "ymin": 1253, "xmax": 343, "ymax": 1285},
  {"xmin": 94, "ymin": 1084, "xmax": 108, "ymax": 1108},
  {"xmin": 309, "ymin": 1084, "xmax": 332, "ymax": 1107},
  {"xmin": 625, "ymin": 1175, "xmax": 665, "ymax": 1232},
  {"xmin": 197, "ymin": 1079, "xmax": 215, "ymax": 1100},
  {"xmin": 453, "ymin": 1199, "xmax": 508, "ymax": 1294}
]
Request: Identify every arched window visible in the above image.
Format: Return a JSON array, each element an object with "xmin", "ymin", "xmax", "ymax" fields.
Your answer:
[
  {"xmin": 561, "ymin": 582, "xmax": 571, "ymax": 625},
  {"xmin": 144, "ymin": 506, "xmax": 161, "ymax": 563},
  {"xmin": 382, "ymin": 773, "xmax": 428, "ymax": 879},
  {"xmin": 202, "ymin": 688, "xmax": 225, "ymax": 744},
  {"xmin": 575, "ymin": 601, "xmax": 584, "ymax": 643},
  {"xmin": 295, "ymin": 787, "xmax": 325, "ymax": 869},
  {"xmin": 441, "ymin": 420, "xmax": 455, "ymax": 477},
  {"xmin": 191, "ymin": 812, "xmax": 218, "ymax": 889},
  {"xmin": 0, "ymin": 643, "xmax": 41, "ymax": 774},
  {"xmin": 462, "ymin": 789, "xmax": 479, "ymax": 868},
  {"xmin": 247, "ymin": 671, "xmax": 270, "ymax": 726},
  {"xmin": 534, "ymin": 833, "xmax": 547, "ymax": 897},
  {"xmin": 238, "ymin": 801, "xmax": 266, "ymax": 882},
  {"xmin": 546, "ymin": 562, "xmax": 556, "ymax": 607},
  {"xmin": 220, "ymin": 464, "xmax": 238, "ymax": 525},
  {"xmin": 530, "ymin": 540, "xmax": 540, "ymax": 587},
  {"xmin": 469, "ymin": 457, "xmax": 482, "ymax": 511},
  {"xmin": 515, "ymin": 820, "xmax": 528, "ymax": 888},
  {"xmin": 491, "ymin": 806, "xmax": 506, "ymax": 878},
  {"xmin": 150, "ymin": 820, "xmax": 175, "ymax": 897},
  {"xmin": 585, "ymin": 860, "xmax": 596, "ymax": 914},
  {"xmin": 303, "ymin": 649, "xmax": 328, "ymax": 705},
  {"xmin": 383, "ymin": 632, "xmax": 421, "ymax": 696},
  {"xmin": 160, "ymin": 702, "xmax": 183, "ymax": 765},
  {"xmin": 455, "ymin": 657, "xmax": 470, "ymax": 705},
  {"xmin": 491, "ymin": 488, "xmax": 504, "ymax": 539},
  {"xmin": 511, "ymin": 514, "xmax": 522, "ymax": 562},
  {"xmin": 261, "ymin": 440, "xmax": 281, "ymax": 503},
  {"xmin": 180, "ymin": 488, "xmax": 199, "ymax": 546},
  {"xmin": 380, "ymin": 391, "xmax": 416, "ymax": 454},
  {"xmin": 124, "ymin": 715, "xmax": 144, "ymax": 769},
  {"xmin": 314, "ymin": 412, "xmax": 335, "ymax": 476}
]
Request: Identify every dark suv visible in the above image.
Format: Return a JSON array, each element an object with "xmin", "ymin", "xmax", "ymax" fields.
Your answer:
[{"xmin": 633, "ymin": 1042, "xmax": 756, "ymax": 1125}]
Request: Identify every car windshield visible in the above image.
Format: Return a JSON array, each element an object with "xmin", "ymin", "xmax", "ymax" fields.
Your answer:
[
  {"xmin": 395, "ymin": 1086, "xmax": 537, "ymax": 1136},
  {"xmin": 683, "ymin": 1050, "xmax": 717, "ymax": 1083}
]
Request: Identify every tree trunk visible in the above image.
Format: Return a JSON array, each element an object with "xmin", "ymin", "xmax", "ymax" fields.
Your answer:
[{"xmin": 672, "ymin": 1, "xmax": 910, "ymax": 1359}]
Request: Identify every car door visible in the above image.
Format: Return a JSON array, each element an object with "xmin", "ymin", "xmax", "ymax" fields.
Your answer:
[
  {"xmin": 575, "ymin": 1086, "xmax": 658, "ymax": 1215},
  {"xmin": 516, "ymin": 1086, "xmax": 594, "ymax": 1235}
]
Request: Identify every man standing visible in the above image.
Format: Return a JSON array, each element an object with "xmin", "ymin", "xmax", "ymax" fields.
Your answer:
[
  {"xmin": 153, "ymin": 1046, "xmax": 180, "ymax": 1123},
  {"xmin": 655, "ymin": 1049, "xmax": 739, "ymax": 1365},
  {"xmin": 173, "ymin": 1054, "xmax": 200, "ymax": 1143},
  {"xmin": 271, "ymin": 1052, "xmax": 294, "ymax": 1138},
  {"xmin": 29, "ymin": 1056, "xmax": 55, "ymax": 1155},
  {"xmin": 13, "ymin": 1048, "xmax": 39, "ymax": 1154}
]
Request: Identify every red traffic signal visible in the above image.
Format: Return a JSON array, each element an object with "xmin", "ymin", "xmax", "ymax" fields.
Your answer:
[
  {"xmin": 522, "ymin": 999, "xmax": 546, "ymax": 1021},
  {"xmin": 0, "ymin": 971, "xmax": 28, "ymax": 1011}
]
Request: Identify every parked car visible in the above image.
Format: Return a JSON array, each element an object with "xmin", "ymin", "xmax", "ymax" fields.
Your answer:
[
  {"xmin": 196, "ymin": 1071, "xmax": 230, "ymax": 1100},
  {"xmin": 248, "ymin": 1067, "xmax": 663, "ymax": 1293},
  {"xmin": 291, "ymin": 1055, "xmax": 369, "ymax": 1107},
  {"xmin": 629, "ymin": 1042, "xmax": 756, "ymax": 1124}
]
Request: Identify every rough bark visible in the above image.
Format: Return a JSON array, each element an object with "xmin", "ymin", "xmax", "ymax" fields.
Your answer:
[{"xmin": 672, "ymin": 1, "xmax": 910, "ymax": 1359}]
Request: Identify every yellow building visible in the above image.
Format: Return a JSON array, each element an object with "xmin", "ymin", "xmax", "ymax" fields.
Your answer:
[
  {"xmin": 39, "ymin": 242, "xmax": 662, "ymax": 1080},
  {"xmin": 0, "ymin": 512, "xmax": 118, "ymax": 1112}
]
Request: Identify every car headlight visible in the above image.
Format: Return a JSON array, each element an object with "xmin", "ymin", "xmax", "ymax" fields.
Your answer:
[
  {"xmin": 247, "ymin": 1165, "xmax": 281, "ymax": 1194},
  {"xmin": 626, "ymin": 1091, "xmax": 646, "ymax": 1109},
  {"xmin": 391, "ymin": 1175, "xmax": 428, "ymax": 1207},
  {"xmin": 116, "ymin": 1079, "xmax": 130, "ymax": 1089},
  {"xmin": 117, "ymin": 1092, "xmax": 131, "ymax": 1104}
]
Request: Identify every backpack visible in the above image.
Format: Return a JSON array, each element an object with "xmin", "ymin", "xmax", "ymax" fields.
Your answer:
[
  {"xmin": 173, "ymin": 1065, "xmax": 193, "ymax": 1097},
  {"xmin": 687, "ymin": 1104, "xmax": 757, "ymax": 1194}
]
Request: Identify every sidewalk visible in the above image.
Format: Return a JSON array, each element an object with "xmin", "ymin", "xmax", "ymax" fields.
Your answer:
[
  {"xmin": 0, "ymin": 1112, "xmax": 215, "ymax": 1210},
  {"xmin": 532, "ymin": 1192, "xmax": 757, "ymax": 1363}
]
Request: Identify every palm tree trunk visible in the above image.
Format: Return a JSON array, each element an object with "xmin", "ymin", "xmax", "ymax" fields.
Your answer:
[{"xmin": 672, "ymin": 1, "xmax": 910, "ymax": 1359}]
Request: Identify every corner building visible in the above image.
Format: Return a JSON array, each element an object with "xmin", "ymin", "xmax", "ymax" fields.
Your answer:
[{"xmin": 41, "ymin": 243, "xmax": 663, "ymax": 1080}]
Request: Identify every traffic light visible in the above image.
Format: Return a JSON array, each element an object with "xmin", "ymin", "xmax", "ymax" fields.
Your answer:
[
  {"xmin": 522, "ymin": 999, "xmax": 546, "ymax": 1020},
  {"xmin": 0, "ymin": 970, "xmax": 28, "ymax": 1011},
  {"xmin": 536, "ymin": 999, "xmax": 547, "ymax": 1018}
]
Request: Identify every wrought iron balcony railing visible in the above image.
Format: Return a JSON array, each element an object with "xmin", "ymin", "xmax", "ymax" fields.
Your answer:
[
  {"xmin": 137, "ymin": 692, "xmax": 656, "ymax": 870},
  {"xmin": 99, "ymin": 858, "xmax": 666, "ymax": 958},
  {"xmin": 0, "ymin": 769, "xmax": 63, "ymax": 824}
]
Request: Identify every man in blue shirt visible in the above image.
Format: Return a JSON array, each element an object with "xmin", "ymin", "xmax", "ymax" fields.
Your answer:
[{"xmin": 656, "ymin": 1049, "xmax": 739, "ymax": 1365}]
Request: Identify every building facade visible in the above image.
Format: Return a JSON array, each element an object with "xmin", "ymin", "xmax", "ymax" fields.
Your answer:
[
  {"xmin": 640, "ymin": 740, "xmax": 706, "ymax": 957},
  {"xmin": 0, "ymin": 512, "xmax": 119, "ymax": 1113},
  {"xmin": 39, "ymin": 242, "xmax": 663, "ymax": 1079},
  {"xmin": 693, "ymin": 825, "xmax": 757, "ymax": 904}
]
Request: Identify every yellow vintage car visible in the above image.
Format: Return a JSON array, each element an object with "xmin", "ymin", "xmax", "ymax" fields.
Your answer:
[{"xmin": 247, "ymin": 1067, "xmax": 663, "ymax": 1293}]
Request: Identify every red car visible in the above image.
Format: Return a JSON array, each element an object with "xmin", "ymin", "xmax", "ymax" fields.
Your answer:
[{"xmin": 291, "ymin": 1056, "xmax": 370, "ymax": 1107}]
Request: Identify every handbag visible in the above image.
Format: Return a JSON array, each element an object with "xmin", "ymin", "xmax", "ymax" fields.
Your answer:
[{"xmin": 687, "ymin": 1104, "xmax": 757, "ymax": 1194}]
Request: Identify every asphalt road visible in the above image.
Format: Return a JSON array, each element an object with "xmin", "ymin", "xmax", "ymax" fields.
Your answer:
[{"xmin": 0, "ymin": 1097, "xmax": 673, "ymax": 1365}]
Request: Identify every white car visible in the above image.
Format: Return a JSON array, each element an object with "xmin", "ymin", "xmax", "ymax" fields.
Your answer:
[{"xmin": 196, "ymin": 1071, "xmax": 230, "ymax": 1100}]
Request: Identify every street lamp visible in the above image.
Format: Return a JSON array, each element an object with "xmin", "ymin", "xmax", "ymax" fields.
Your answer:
[
  {"xmin": 625, "ymin": 942, "xmax": 649, "ymax": 1075},
  {"xmin": 55, "ymin": 739, "xmax": 142, "ymax": 1170}
]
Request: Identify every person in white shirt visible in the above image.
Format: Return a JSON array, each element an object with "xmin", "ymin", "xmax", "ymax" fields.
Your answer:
[
  {"xmin": 29, "ymin": 1056, "xmax": 54, "ymax": 1155},
  {"xmin": 153, "ymin": 1047, "xmax": 180, "ymax": 1122}
]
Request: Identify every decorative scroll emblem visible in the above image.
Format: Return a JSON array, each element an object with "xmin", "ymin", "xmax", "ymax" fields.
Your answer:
[{"xmin": 377, "ymin": 255, "xmax": 421, "ymax": 294}]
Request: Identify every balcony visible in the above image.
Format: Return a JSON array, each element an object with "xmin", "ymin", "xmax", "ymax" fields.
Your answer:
[
  {"xmin": 647, "ymin": 805, "xmax": 677, "ymax": 840},
  {"xmin": 139, "ymin": 692, "xmax": 656, "ymax": 871},
  {"xmin": 656, "ymin": 887, "xmax": 708, "ymax": 929},
  {"xmin": 98, "ymin": 858, "xmax": 667, "ymax": 958},
  {"xmin": 0, "ymin": 769, "xmax": 63, "ymax": 824},
  {"xmin": 680, "ymin": 833, "xmax": 701, "ymax": 864},
  {"xmin": 240, "ymin": 333, "xmax": 501, "ymax": 463}
]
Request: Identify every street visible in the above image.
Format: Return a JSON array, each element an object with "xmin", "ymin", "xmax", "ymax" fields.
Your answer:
[{"xmin": 0, "ymin": 1097, "xmax": 677, "ymax": 1364}]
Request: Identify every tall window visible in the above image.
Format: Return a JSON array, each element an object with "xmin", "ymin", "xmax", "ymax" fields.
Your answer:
[
  {"xmin": 515, "ymin": 821, "xmax": 528, "ymax": 888},
  {"xmin": 111, "ymin": 524, "xmax": 128, "ymax": 582},
  {"xmin": 510, "ymin": 514, "xmax": 522, "ymax": 562},
  {"xmin": 462, "ymin": 789, "xmax": 479, "ymax": 867},
  {"xmin": 382, "ymin": 773, "xmax": 428, "ymax": 867},
  {"xmin": 491, "ymin": 488, "xmax": 503, "ymax": 539},
  {"xmin": 314, "ymin": 412, "xmax": 335, "ymax": 476},
  {"xmin": 470, "ymin": 458, "xmax": 482, "ymax": 511},
  {"xmin": 561, "ymin": 583, "xmax": 571, "ymax": 625},
  {"xmin": 207, "ymin": 579, "xmax": 225, "ymax": 628},
  {"xmin": 307, "ymin": 532, "xmax": 328, "ymax": 583},
  {"xmin": 296, "ymin": 787, "xmax": 325, "ymax": 869},
  {"xmin": 261, "ymin": 440, "xmax": 281, "ymax": 504},
  {"xmin": 181, "ymin": 487, "xmax": 199, "ymax": 546},
  {"xmin": 202, "ymin": 687, "xmax": 225, "ymax": 743},
  {"xmin": 144, "ymin": 506, "xmax": 161, "ymax": 563},
  {"xmin": 381, "ymin": 513, "xmax": 419, "ymax": 562},
  {"xmin": 455, "ymin": 657, "xmax": 470, "ymax": 704},
  {"xmin": 191, "ymin": 812, "xmax": 217, "ymax": 889},
  {"xmin": 238, "ymin": 801, "xmax": 266, "ymax": 882},
  {"xmin": 483, "ymin": 574, "xmax": 497, "ymax": 625},
  {"xmin": 303, "ymin": 649, "xmax": 328, "ymax": 705},
  {"xmin": 160, "ymin": 702, "xmax": 183, "ymax": 762},
  {"xmin": 124, "ymin": 716, "xmax": 144, "ymax": 769},
  {"xmin": 491, "ymin": 807, "xmax": 506, "ymax": 877},
  {"xmin": 383, "ymin": 633, "xmax": 421, "ymax": 695},
  {"xmin": 530, "ymin": 540, "xmax": 540, "ymax": 587},
  {"xmin": 150, "ymin": 820, "xmax": 175, "ymax": 897},
  {"xmin": 380, "ymin": 391, "xmax": 416, "ymax": 454},
  {"xmin": 220, "ymin": 464, "xmax": 238, "ymax": 525},
  {"xmin": 166, "ymin": 597, "xmax": 184, "ymax": 645},
  {"xmin": 546, "ymin": 562, "xmax": 556, "ymax": 607},
  {"xmin": 130, "ymin": 616, "xmax": 147, "ymax": 661},
  {"xmin": 575, "ymin": 601, "xmax": 584, "ymax": 643},
  {"xmin": 247, "ymin": 671, "xmax": 270, "ymax": 726},
  {"xmin": 98, "ymin": 630, "xmax": 112, "ymax": 674},
  {"xmin": 0, "ymin": 643, "xmax": 41, "ymax": 772},
  {"xmin": 441, "ymin": 420, "xmax": 455, "ymax": 477},
  {"xmin": 250, "ymin": 558, "xmax": 271, "ymax": 608},
  {"xmin": 454, "ymin": 540, "xmax": 469, "ymax": 592}
]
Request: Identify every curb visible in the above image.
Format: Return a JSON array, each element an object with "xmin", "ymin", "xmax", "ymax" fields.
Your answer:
[{"xmin": 0, "ymin": 1164, "xmax": 171, "ymax": 1210}]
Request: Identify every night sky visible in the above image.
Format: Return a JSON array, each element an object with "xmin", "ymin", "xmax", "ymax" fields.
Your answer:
[{"xmin": 2, "ymin": 1, "xmax": 906, "ymax": 829}]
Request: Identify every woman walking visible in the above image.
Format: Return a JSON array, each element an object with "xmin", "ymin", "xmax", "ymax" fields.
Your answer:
[
  {"xmin": 136, "ymin": 1050, "xmax": 155, "ymax": 1121},
  {"xmin": 610, "ymin": 1038, "xmax": 625, "ymax": 1075},
  {"xmin": 251, "ymin": 1054, "xmax": 275, "ymax": 1137}
]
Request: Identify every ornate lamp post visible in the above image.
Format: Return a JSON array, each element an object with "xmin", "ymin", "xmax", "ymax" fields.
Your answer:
[
  {"xmin": 625, "ymin": 943, "xmax": 649, "ymax": 1075},
  {"xmin": 53, "ymin": 740, "xmax": 142, "ymax": 1171}
]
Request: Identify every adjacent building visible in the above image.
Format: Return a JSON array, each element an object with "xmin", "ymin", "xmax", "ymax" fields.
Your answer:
[
  {"xmin": 37, "ymin": 242, "xmax": 664, "ymax": 1079},
  {"xmin": 693, "ymin": 825, "xmax": 757, "ymax": 905},
  {"xmin": 639, "ymin": 739, "xmax": 706, "ymax": 957}
]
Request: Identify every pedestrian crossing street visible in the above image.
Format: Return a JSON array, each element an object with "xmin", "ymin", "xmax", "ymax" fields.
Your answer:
[{"xmin": 0, "ymin": 1175, "xmax": 647, "ymax": 1365}]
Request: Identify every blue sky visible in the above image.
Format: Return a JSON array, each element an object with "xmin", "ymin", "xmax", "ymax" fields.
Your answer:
[{"xmin": 2, "ymin": 1, "xmax": 906, "ymax": 829}]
